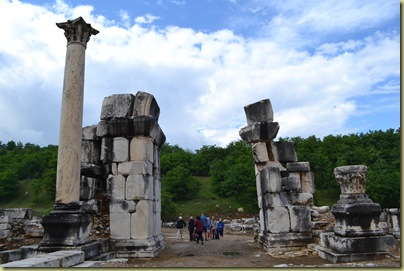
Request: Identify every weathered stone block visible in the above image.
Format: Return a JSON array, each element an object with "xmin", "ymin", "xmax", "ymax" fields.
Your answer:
[
  {"xmin": 153, "ymin": 177, "xmax": 161, "ymax": 201},
  {"xmin": 243, "ymin": 99, "xmax": 274, "ymax": 125},
  {"xmin": 81, "ymin": 163, "xmax": 107, "ymax": 178},
  {"xmin": 107, "ymin": 174, "xmax": 126, "ymax": 200},
  {"xmin": 283, "ymin": 192, "xmax": 313, "ymax": 206},
  {"xmin": 110, "ymin": 200, "xmax": 137, "ymax": 213},
  {"xmin": 281, "ymin": 175, "xmax": 301, "ymax": 192},
  {"xmin": 130, "ymin": 137, "xmax": 154, "ymax": 162},
  {"xmin": 132, "ymin": 91, "xmax": 160, "ymax": 121},
  {"xmin": 150, "ymin": 124, "xmax": 166, "ymax": 147},
  {"xmin": 286, "ymin": 162, "xmax": 310, "ymax": 172},
  {"xmin": 82, "ymin": 125, "xmax": 98, "ymax": 141},
  {"xmin": 111, "ymin": 163, "xmax": 118, "ymax": 175},
  {"xmin": 100, "ymin": 94, "xmax": 135, "ymax": 120},
  {"xmin": 301, "ymin": 172, "xmax": 315, "ymax": 193},
  {"xmin": 273, "ymin": 141, "xmax": 298, "ymax": 163},
  {"xmin": 131, "ymin": 200, "xmax": 154, "ymax": 239},
  {"xmin": 96, "ymin": 116, "xmax": 158, "ymax": 138},
  {"xmin": 239, "ymin": 122, "xmax": 279, "ymax": 143},
  {"xmin": 80, "ymin": 176, "xmax": 96, "ymax": 200},
  {"xmin": 112, "ymin": 137, "xmax": 129, "ymax": 162},
  {"xmin": 0, "ymin": 208, "xmax": 33, "ymax": 220},
  {"xmin": 0, "ymin": 223, "xmax": 11, "ymax": 230},
  {"xmin": 252, "ymin": 142, "xmax": 269, "ymax": 163},
  {"xmin": 260, "ymin": 167, "xmax": 282, "ymax": 193},
  {"xmin": 110, "ymin": 212, "xmax": 131, "ymax": 239},
  {"xmin": 255, "ymin": 161, "xmax": 286, "ymax": 173},
  {"xmin": 263, "ymin": 193, "xmax": 288, "ymax": 207},
  {"xmin": 288, "ymin": 206, "xmax": 311, "ymax": 232},
  {"xmin": 126, "ymin": 174, "xmax": 153, "ymax": 200},
  {"xmin": 118, "ymin": 161, "xmax": 153, "ymax": 176},
  {"xmin": 266, "ymin": 207, "xmax": 290, "ymax": 233}
]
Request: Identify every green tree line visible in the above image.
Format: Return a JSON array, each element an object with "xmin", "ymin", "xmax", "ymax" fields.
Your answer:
[{"xmin": 0, "ymin": 128, "xmax": 400, "ymax": 218}]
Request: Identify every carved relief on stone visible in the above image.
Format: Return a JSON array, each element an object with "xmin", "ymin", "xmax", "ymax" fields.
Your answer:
[{"xmin": 56, "ymin": 16, "xmax": 99, "ymax": 46}]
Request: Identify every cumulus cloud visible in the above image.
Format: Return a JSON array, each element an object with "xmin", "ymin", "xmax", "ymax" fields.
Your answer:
[{"xmin": 0, "ymin": 0, "xmax": 399, "ymax": 150}]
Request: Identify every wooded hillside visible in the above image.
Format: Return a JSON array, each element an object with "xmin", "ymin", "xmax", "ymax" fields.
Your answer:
[{"xmin": 0, "ymin": 128, "xmax": 400, "ymax": 219}]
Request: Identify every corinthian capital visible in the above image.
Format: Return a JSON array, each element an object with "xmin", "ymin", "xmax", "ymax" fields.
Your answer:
[{"xmin": 56, "ymin": 17, "xmax": 99, "ymax": 47}]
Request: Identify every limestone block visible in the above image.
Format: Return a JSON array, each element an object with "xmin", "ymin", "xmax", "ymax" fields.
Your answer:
[
  {"xmin": 100, "ymin": 94, "xmax": 135, "ymax": 120},
  {"xmin": 131, "ymin": 200, "xmax": 154, "ymax": 239},
  {"xmin": 301, "ymin": 172, "xmax": 315, "ymax": 193},
  {"xmin": 107, "ymin": 174, "xmax": 126, "ymax": 200},
  {"xmin": 0, "ymin": 229, "xmax": 11, "ymax": 238},
  {"xmin": 81, "ymin": 163, "xmax": 107, "ymax": 178},
  {"xmin": 254, "ymin": 174, "xmax": 262, "ymax": 198},
  {"xmin": 110, "ymin": 212, "xmax": 131, "ymax": 239},
  {"xmin": 263, "ymin": 193, "xmax": 289, "ymax": 207},
  {"xmin": 259, "ymin": 209, "xmax": 265, "ymax": 233},
  {"xmin": 155, "ymin": 199, "xmax": 161, "ymax": 213},
  {"xmin": 273, "ymin": 141, "xmax": 298, "ymax": 163},
  {"xmin": 288, "ymin": 206, "xmax": 311, "ymax": 232},
  {"xmin": 239, "ymin": 122, "xmax": 279, "ymax": 143},
  {"xmin": 82, "ymin": 199, "xmax": 99, "ymax": 214},
  {"xmin": 82, "ymin": 125, "xmax": 98, "ymax": 141},
  {"xmin": 257, "ymin": 195, "xmax": 262, "ymax": 209},
  {"xmin": 150, "ymin": 124, "xmax": 166, "ymax": 147},
  {"xmin": 118, "ymin": 161, "xmax": 153, "ymax": 176},
  {"xmin": 0, "ymin": 223, "xmax": 11, "ymax": 230},
  {"xmin": 255, "ymin": 161, "xmax": 286, "ymax": 173},
  {"xmin": 283, "ymin": 192, "xmax": 313, "ymax": 206},
  {"xmin": 260, "ymin": 167, "xmax": 282, "ymax": 193},
  {"xmin": 112, "ymin": 137, "xmax": 129, "ymax": 162},
  {"xmin": 132, "ymin": 91, "xmax": 160, "ymax": 121},
  {"xmin": 243, "ymin": 99, "xmax": 274, "ymax": 125},
  {"xmin": 154, "ymin": 210, "xmax": 162, "ymax": 235},
  {"xmin": 252, "ymin": 142, "xmax": 269, "ymax": 163},
  {"xmin": 110, "ymin": 200, "xmax": 137, "ymax": 213},
  {"xmin": 0, "ymin": 216, "xmax": 9, "ymax": 223},
  {"xmin": 81, "ymin": 140, "xmax": 101, "ymax": 164},
  {"xmin": 126, "ymin": 174, "xmax": 153, "ymax": 200},
  {"xmin": 100, "ymin": 137, "xmax": 113, "ymax": 164},
  {"xmin": 96, "ymin": 116, "xmax": 158, "ymax": 138},
  {"xmin": 153, "ymin": 177, "xmax": 161, "ymax": 200},
  {"xmin": 281, "ymin": 175, "xmax": 301, "ymax": 192},
  {"xmin": 266, "ymin": 207, "xmax": 290, "ymax": 233},
  {"xmin": 286, "ymin": 162, "xmax": 310, "ymax": 172},
  {"xmin": 0, "ymin": 208, "xmax": 33, "ymax": 220},
  {"xmin": 130, "ymin": 137, "xmax": 154, "ymax": 162},
  {"xmin": 111, "ymin": 163, "xmax": 118, "ymax": 175},
  {"xmin": 80, "ymin": 176, "xmax": 96, "ymax": 200}
]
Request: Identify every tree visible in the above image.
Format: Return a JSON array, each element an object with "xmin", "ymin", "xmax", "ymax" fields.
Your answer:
[{"xmin": 162, "ymin": 165, "xmax": 201, "ymax": 201}]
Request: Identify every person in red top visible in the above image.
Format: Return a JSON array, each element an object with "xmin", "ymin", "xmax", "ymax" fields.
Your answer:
[{"xmin": 194, "ymin": 216, "xmax": 204, "ymax": 245}]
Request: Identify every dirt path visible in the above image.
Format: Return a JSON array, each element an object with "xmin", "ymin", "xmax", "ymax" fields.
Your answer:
[{"xmin": 100, "ymin": 227, "xmax": 401, "ymax": 268}]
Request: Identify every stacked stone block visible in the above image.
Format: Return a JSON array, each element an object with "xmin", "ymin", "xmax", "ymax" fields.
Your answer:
[
  {"xmin": 94, "ymin": 92, "xmax": 166, "ymax": 257},
  {"xmin": 239, "ymin": 99, "xmax": 313, "ymax": 252}
]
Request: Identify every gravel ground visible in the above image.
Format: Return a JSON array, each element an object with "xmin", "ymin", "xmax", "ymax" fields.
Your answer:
[{"xmin": 100, "ymin": 227, "xmax": 401, "ymax": 268}]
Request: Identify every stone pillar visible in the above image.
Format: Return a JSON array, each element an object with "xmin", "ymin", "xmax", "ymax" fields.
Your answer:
[
  {"xmin": 318, "ymin": 165, "xmax": 396, "ymax": 263},
  {"xmin": 96, "ymin": 92, "xmax": 166, "ymax": 257},
  {"xmin": 239, "ymin": 99, "xmax": 313, "ymax": 252},
  {"xmin": 40, "ymin": 17, "xmax": 99, "ymax": 248}
]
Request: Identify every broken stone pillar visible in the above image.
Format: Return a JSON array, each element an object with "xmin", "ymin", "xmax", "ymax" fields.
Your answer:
[
  {"xmin": 40, "ymin": 17, "xmax": 99, "ymax": 248},
  {"xmin": 318, "ymin": 165, "xmax": 396, "ymax": 263},
  {"xmin": 239, "ymin": 99, "xmax": 313, "ymax": 252},
  {"xmin": 96, "ymin": 92, "xmax": 166, "ymax": 257}
]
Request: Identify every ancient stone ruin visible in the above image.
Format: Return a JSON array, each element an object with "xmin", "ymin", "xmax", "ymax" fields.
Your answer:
[
  {"xmin": 317, "ymin": 165, "xmax": 396, "ymax": 263},
  {"xmin": 239, "ymin": 99, "xmax": 314, "ymax": 252}
]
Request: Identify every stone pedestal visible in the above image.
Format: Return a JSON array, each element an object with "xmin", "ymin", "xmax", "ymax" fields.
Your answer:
[
  {"xmin": 318, "ymin": 165, "xmax": 396, "ymax": 263},
  {"xmin": 40, "ymin": 203, "xmax": 91, "ymax": 247}
]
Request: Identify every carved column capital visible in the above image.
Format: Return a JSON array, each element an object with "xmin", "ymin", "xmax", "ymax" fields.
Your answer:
[{"xmin": 56, "ymin": 17, "xmax": 99, "ymax": 47}]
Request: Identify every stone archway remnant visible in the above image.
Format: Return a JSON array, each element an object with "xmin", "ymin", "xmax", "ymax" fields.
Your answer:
[
  {"xmin": 40, "ymin": 17, "xmax": 99, "ymax": 248},
  {"xmin": 317, "ymin": 165, "xmax": 395, "ymax": 263},
  {"xmin": 239, "ymin": 99, "xmax": 313, "ymax": 252}
]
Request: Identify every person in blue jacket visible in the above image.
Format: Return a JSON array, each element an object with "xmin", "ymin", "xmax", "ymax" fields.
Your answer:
[{"xmin": 217, "ymin": 218, "xmax": 225, "ymax": 238}]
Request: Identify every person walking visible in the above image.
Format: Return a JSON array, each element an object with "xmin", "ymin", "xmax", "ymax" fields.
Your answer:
[
  {"xmin": 176, "ymin": 216, "xmax": 187, "ymax": 240},
  {"xmin": 211, "ymin": 216, "xmax": 218, "ymax": 239},
  {"xmin": 201, "ymin": 213, "xmax": 208, "ymax": 241},
  {"xmin": 194, "ymin": 216, "xmax": 204, "ymax": 245},
  {"xmin": 206, "ymin": 217, "xmax": 211, "ymax": 239},
  {"xmin": 188, "ymin": 216, "xmax": 195, "ymax": 242},
  {"xmin": 217, "ymin": 218, "xmax": 225, "ymax": 239}
]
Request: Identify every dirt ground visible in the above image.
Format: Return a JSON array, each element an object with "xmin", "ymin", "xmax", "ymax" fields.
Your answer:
[{"xmin": 100, "ymin": 227, "xmax": 401, "ymax": 268}]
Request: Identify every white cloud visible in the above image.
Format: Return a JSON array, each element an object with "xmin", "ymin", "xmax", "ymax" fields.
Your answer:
[{"xmin": 0, "ymin": 0, "xmax": 399, "ymax": 150}]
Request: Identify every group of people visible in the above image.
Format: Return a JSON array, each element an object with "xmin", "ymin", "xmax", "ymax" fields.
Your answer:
[{"xmin": 176, "ymin": 213, "xmax": 225, "ymax": 245}]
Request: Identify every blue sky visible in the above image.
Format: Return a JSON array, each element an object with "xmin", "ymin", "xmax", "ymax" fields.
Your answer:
[{"xmin": 0, "ymin": 0, "xmax": 400, "ymax": 151}]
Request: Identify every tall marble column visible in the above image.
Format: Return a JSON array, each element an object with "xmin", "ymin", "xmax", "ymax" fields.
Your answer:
[
  {"xmin": 40, "ymin": 17, "xmax": 99, "ymax": 248},
  {"xmin": 55, "ymin": 17, "xmax": 99, "ymax": 204}
]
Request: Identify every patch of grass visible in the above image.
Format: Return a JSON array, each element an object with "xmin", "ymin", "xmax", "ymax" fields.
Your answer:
[{"xmin": 313, "ymin": 188, "xmax": 339, "ymax": 207}]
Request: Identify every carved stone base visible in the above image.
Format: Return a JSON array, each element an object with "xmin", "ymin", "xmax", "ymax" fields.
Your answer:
[
  {"xmin": 109, "ymin": 234, "xmax": 166, "ymax": 257},
  {"xmin": 40, "ymin": 203, "xmax": 91, "ymax": 247},
  {"xmin": 259, "ymin": 232, "xmax": 312, "ymax": 252}
]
